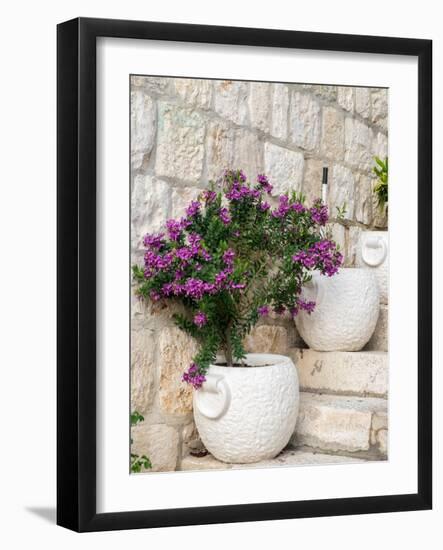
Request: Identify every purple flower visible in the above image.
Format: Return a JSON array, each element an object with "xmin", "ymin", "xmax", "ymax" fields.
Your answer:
[
  {"xmin": 176, "ymin": 247, "xmax": 194, "ymax": 261},
  {"xmin": 256, "ymin": 174, "xmax": 273, "ymax": 193},
  {"xmin": 229, "ymin": 282, "xmax": 246, "ymax": 290},
  {"xmin": 259, "ymin": 201, "xmax": 270, "ymax": 212},
  {"xmin": 149, "ymin": 290, "xmax": 161, "ymax": 302},
  {"xmin": 166, "ymin": 219, "xmax": 183, "ymax": 241},
  {"xmin": 215, "ymin": 270, "xmax": 228, "ymax": 286},
  {"xmin": 292, "ymin": 239, "xmax": 343, "ymax": 276},
  {"xmin": 186, "ymin": 200, "xmax": 201, "ymax": 218},
  {"xmin": 143, "ymin": 233, "xmax": 165, "ymax": 249},
  {"xmin": 223, "ymin": 248, "xmax": 235, "ymax": 266},
  {"xmin": 272, "ymin": 195, "xmax": 290, "ymax": 218},
  {"xmin": 182, "ymin": 363, "xmax": 206, "ymax": 389},
  {"xmin": 257, "ymin": 305, "xmax": 269, "ymax": 316},
  {"xmin": 202, "ymin": 190, "xmax": 217, "ymax": 203},
  {"xmin": 219, "ymin": 207, "xmax": 231, "ymax": 225},
  {"xmin": 291, "ymin": 202, "xmax": 306, "ymax": 213},
  {"xmin": 310, "ymin": 203, "xmax": 329, "ymax": 225},
  {"xmin": 193, "ymin": 311, "xmax": 208, "ymax": 327},
  {"xmin": 199, "ymin": 248, "xmax": 212, "ymax": 261},
  {"xmin": 299, "ymin": 299, "xmax": 316, "ymax": 314}
]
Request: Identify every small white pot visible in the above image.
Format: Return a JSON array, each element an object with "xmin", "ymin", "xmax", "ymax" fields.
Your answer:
[
  {"xmin": 295, "ymin": 268, "xmax": 379, "ymax": 351},
  {"xmin": 356, "ymin": 231, "xmax": 389, "ymax": 304},
  {"xmin": 193, "ymin": 353, "xmax": 299, "ymax": 464}
]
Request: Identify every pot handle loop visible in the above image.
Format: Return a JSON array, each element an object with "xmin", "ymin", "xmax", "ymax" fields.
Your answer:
[
  {"xmin": 362, "ymin": 236, "xmax": 387, "ymax": 267},
  {"xmin": 195, "ymin": 374, "xmax": 231, "ymax": 420}
]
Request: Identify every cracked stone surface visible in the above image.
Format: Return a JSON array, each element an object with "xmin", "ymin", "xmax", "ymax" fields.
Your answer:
[{"xmin": 289, "ymin": 349, "xmax": 388, "ymax": 397}]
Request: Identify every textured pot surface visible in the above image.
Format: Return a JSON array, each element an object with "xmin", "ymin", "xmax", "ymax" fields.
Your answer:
[
  {"xmin": 356, "ymin": 231, "xmax": 389, "ymax": 304},
  {"xmin": 295, "ymin": 268, "xmax": 379, "ymax": 351},
  {"xmin": 193, "ymin": 354, "xmax": 299, "ymax": 464}
]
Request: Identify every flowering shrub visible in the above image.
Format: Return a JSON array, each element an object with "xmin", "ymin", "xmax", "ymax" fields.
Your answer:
[{"xmin": 133, "ymin": 170, "xmax": 342, "ymax": 388}]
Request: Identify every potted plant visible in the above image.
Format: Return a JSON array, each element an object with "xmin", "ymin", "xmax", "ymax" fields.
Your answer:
[
  {"xmin": 294, "ymin": 268, "xmax": 380, "ymax": 351},
  {"xmin": 133, "ymin": 169, "xmax": 343, "ymax": 463}
]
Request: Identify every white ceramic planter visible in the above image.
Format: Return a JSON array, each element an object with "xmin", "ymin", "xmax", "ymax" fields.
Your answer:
[
  {"xmin": 295, "ymin": 268, "xmax": 379, "ymax": 351},
  {"xmin": 356, "ymin": 231, "xmax": 389, "ymax": 304},
  {"xmin": 193, "ymin": 353, "xmax": 299, "ymax": 464}
]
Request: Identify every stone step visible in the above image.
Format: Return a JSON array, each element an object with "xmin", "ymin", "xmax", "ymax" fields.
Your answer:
[
  {"xmin": 289, "ymin": 348, "xmax": 388, "ymax": 397},
  {"xmin": 292, "ymin": 392, "xmax": 387, "ymax": 457},
  {"xmin": 180, "ymin": 446, "xmax": 367, "ymax": 471}
]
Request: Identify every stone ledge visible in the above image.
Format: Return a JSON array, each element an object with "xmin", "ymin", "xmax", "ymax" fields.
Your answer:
[
  {"xmin": 292, "ymin": 392, "xmax": 388, "ymax": 456},
  {"xmin": 179, "ymin": 447, "xmax": 367, "ymax": 472},
  {"xmin": 289, "ymin": 348, "xmax": 388, "ymax": 397}
]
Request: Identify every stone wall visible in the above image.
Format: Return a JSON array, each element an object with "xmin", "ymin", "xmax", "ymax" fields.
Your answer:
[{"xmin": 130, "ymin": 76, "xmax": 388, "ymax": 471}]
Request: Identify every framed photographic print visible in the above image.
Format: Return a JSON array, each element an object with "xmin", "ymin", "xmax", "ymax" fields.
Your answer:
[{"xmin": 57, "ymin": 17, "xmax": 432, "ymax": 532}]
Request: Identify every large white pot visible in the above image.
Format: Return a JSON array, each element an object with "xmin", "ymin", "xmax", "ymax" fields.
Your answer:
[
  {"xmin": 193, "ymin": 353, "xmax": 299, "ymax": 464},
  {"xmin": 356, "ymin": 231, "xmax": 389, "ymax": 304},
  {"xmin": 295, "ymin": 268, "xmax": 379, "ymax": 351}
]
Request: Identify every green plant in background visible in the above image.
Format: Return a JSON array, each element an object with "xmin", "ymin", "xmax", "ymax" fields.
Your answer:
[
  {"xmin": 130, "ymin": 411, "xmax": 152, "ymax": 473},
  {"xmin": 373, "ymin": 156, "xmax": 388, "ymax": 211}
]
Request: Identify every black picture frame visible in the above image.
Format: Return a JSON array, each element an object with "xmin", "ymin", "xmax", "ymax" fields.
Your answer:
[{"xmin": 57, "ymin": 17, "xmax": 432, "ymax": 532}]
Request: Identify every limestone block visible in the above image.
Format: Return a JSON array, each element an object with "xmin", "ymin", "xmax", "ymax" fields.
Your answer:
[
  {"xmin": 155, "ymin": 102, "xmax": 205, "ymax": 181},
  {"xmin": 131, "ymin": 423, "xmax": 179, "ymax": 472},
  {"xmin": 205, "ymin": 119, "xmax": 235, "ymax": 181},
  {"xmin": 130, "ymin": 90, "xmax": 156, "ymax": 172},
  {"xmin": 355, "ymin": 87, "xmax": 371, "ymax": 119},
  {"xmin": 271, "ymin": 84, "xmax": 289, "ymax": 140},
  {"xmin": 158, "ymin": 327, "xmax": 199, "ymax": 416},
  {"xmin": 372, "ymin": 131, "xmax": 388, "ymax": 160},
  {"xmin": 288, "ymin": 349, "xmax": 388, "ymax": 397},
  {"xmin": 293, "ymin": 392, "xmax": 387, "ymax": 453},
  {"xmin": 329, "ymin": 164, "xmax": 355, "ymax": 221},
  {"xmin": 131, "ymin": 329, "xmax": 156, "ymax": 414},
  {"xmin": 337, "ymin": 86, "xmax": 354, "ymax": 112},
  {"xmin": 330, "ymin": 223, "xmax": 346, "ymax": 254},
  {"xmin": 289, "ymin": 92, "xmax": 321, "ymax": 150},
  {"xmin": 372, "ymin": 196, "xmax": 388, "ymax": 229},
  {"xmin": 170, "ymin": 186, "xmax": 202, "ymax": 221},
  {"xmin": 214, "ymin": 80, "xmax": 248, "ymax": 125},
  {"xmin": 354, "ymin": 173, "xmax": 373, "ymax": 225},
  {"xmin": 244, "ymin": 325, "xmax": 288, "ymax": 354},
  {"xmin": 174, "ymin": 78, "xmax": 212, "ymax": 109},
  {"xmin": 302, "ymin": 158, "xmax": 324, "ymax": 205},
  {"xmin": 320, "ymin": 106, "xmax": 345, "ymax": 161},
  {"xmin": 131, "ymin": 75, "xmax": 171, "ymax": 95},
  {"xmin": 131, "ymin": 175, "xmax": 170, "ymax": 250},
  {"xmin": 248, "ymin": 82, "xmax": 271, "ymax": 132},
  {"xmin": 371, "ymin": 89, "xmax": 388, "ymax": 132},
  {"xmin": 264, "ymin": 142, "xmax": 304, "ymax": 195},
  {"xmin": 303, "ymin": 84, "xmax": 337, "ymax": 102},
  {"xmin": 365, "ymin": 304, "xmax": 388, "ymax": 351},
  {"xmin": 371, "ymin": 411, "xmax": 388, "ymax": 455},
  {"xmin": 233, "ymin": 129, "xmax": 263, "ymax": 179},
  {"xmin": 345, "ymin": 225, "xmax": 362, "ymax": 266},
  {"xmin": 131, "ymin": 291, "xmax": 150, "ymax": 322},
  {"xmin": 344, "ymin": 118, "xmax": 373, "ymax": 171}
]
